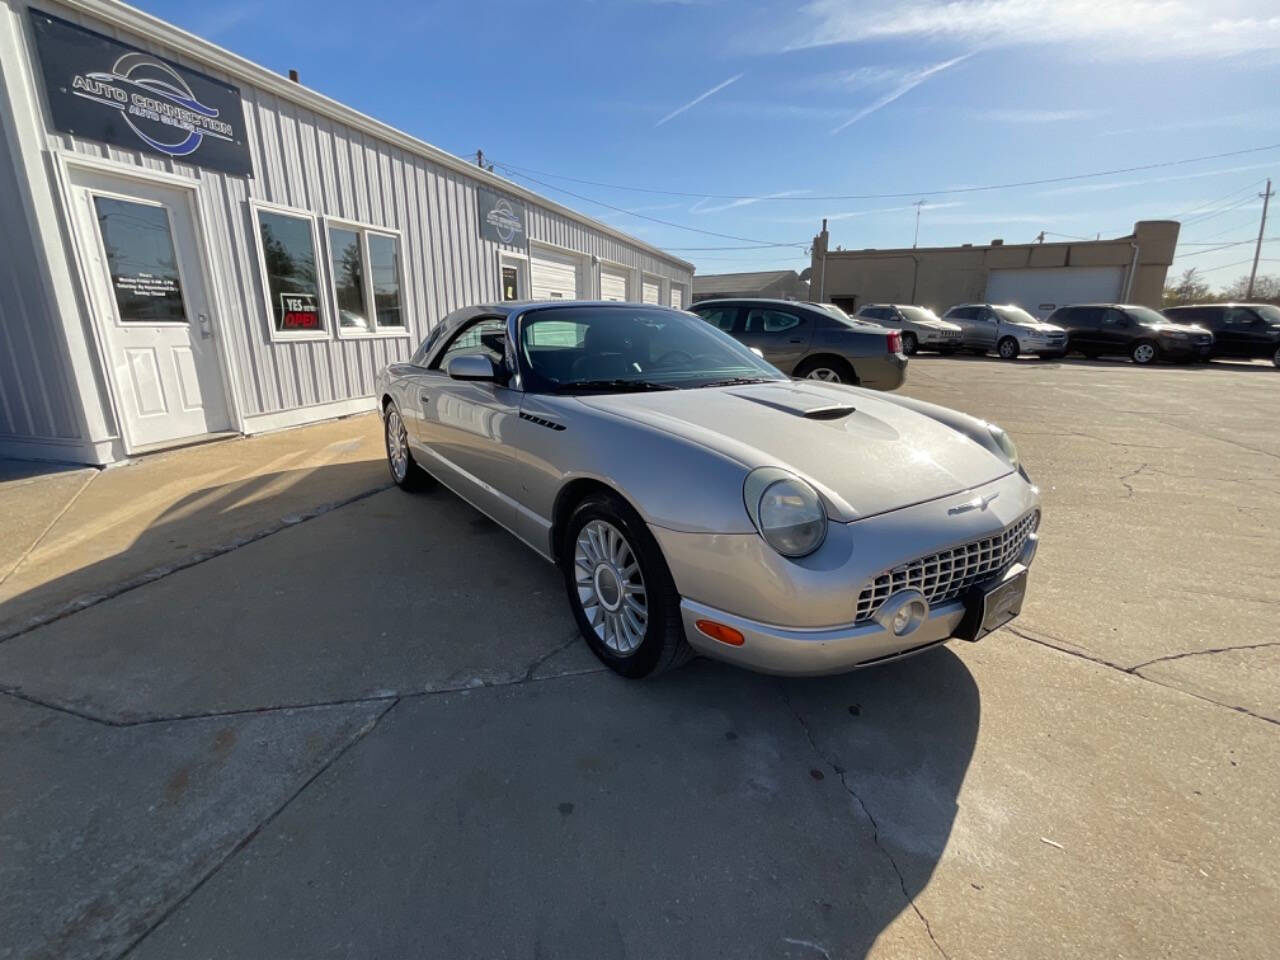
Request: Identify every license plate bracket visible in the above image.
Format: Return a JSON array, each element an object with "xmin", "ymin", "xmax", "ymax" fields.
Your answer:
[{"xmin": 954, "ymin": 565, "xmax": 1028, "ymax": 642}]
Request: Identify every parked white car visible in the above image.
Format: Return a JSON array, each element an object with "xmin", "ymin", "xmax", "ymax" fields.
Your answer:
[
  {"xmin": 941, "ymin": 303, "xmax": 1068, "ymax": 359},
  {"xmin": 854, "ymin": 304, "xmax": 963, "ymax": 355}
]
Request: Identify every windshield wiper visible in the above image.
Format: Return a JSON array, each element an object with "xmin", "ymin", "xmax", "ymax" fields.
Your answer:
[
  {"xmin": 697, "ymin": 376, "xmax": 781, "ymax": 388},
  {"xmin": 550, "ymin": 379, "xmax": 678, "ymax": 394}
]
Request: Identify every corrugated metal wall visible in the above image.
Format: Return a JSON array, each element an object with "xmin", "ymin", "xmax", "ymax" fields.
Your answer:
[
  {"xmin": 0, "ymin": 69, "xmax": 82, "ymax": 443},
  {"xmin": 34, "ymin": 0, "xmax": 693, "ymax": 422}
]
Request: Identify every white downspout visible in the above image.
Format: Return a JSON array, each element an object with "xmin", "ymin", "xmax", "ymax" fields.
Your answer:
[{"xmin": 1122, "ymin": 241, "xmax": 1140, "ymax": 303}]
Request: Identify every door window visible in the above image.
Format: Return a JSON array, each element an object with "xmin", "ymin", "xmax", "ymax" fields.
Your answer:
[
  {"xmin": 947, "ymin": 306, "xmax": 975, "ymax": 321},
  {"xmin": 1102, "ymin": 308, "xmax": 1130, "ymax": 327},
  {"xmin": 93, "ymin": 196, "xmax": 187, "ymax": 323},
  {"xmin": 693, "ymin": 306, "xmax": 739, "ymax": 332},
  {"xmin": 1225, "ymin": 307, "xmax": 1261, "ymax": 327},
  {"xmin": 433, "ymin": 317, "xmax": 508, "ymax": 370},
  {"xmin": 744, "ymin": 309, "xmax": 803, "ymax": 334},
  {"xmin": 257, "ymin": 209, "xmax": 324, "ymax": 332},
  {"xmin": 502, "ymin": 265, "xmax": 520, "ymax": 301}
]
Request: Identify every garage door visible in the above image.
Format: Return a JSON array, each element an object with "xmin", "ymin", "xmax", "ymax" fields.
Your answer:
[
  {"xmin": 670, "ymin": 285, "xmax": 685, "ymax": 309},
  {"xmin": 530, "ymin": 248, "xmax": 582, "ymax": 301},
  {"xmin": 642, "ymin": 278, "xmax": 660, "ymax": 305},
  {"xmin": 600, "ymin": 265, "xmax": 629, "ymax": 302},
  {"xmin": 985, "ymin": 267, "xmax": 1125, "ymax": 319}
]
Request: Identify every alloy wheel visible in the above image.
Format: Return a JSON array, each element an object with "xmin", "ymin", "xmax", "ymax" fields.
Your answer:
[
  {"xmin": 1133, "ymin": 343, "xmax": 1156, "ymax": 364},
  {"xmin": 386, "ymin": 410, "xmax": 408, "ymax": 482},
  {"xmin": 804, "ymin": 367, "xmax": 843, "ymax": 382},
  {"xmin": 999, "ymin": 338, "xmax": 1019, "ymax": 359},
  {"xmin": 574, "ymin": 519, "xmax": 648, "ymax": 654}
]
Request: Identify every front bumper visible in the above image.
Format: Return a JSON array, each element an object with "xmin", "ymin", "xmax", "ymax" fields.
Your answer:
[
  {"xmin": 679, "ymin": 595, "xmax": 969, "ymax": 676},
  {"xmin": 1019, "ymin": 336, "xmax": 1067, "ymax": 355},
  {"xmin": 1160, "ymin": 338, "xmax": 1213, "ymax": 358}
]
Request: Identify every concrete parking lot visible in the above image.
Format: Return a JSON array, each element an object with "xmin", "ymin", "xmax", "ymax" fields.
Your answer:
[{"xmin": 2, "ymin": 357, "xmax": 1277, "ymax": 959}]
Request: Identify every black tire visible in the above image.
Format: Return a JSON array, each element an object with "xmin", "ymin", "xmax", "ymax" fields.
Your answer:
[
  {"xmin": 1040, "ymin": 352, "xmax": 1066, "ymax": 361},
  {"xmin": 383, "ymin": 403, "xmax": 434, "ymax": 491},
  {"xmin": 939, "ymin": 348, "xmax": 956, "ymax": 356},
  {"xmin": 968, "ymin": 347, "xmax": 988, "ymax": 356},
  {"xmin": 1272, "ymin": 346, "xmax": 1280, "ymax": 368},
  {"xmin": 901, "ymin": 332, "xmax": 918, "ymax": 356},
  {"xmin": 1131, "ymin": 340, "xmax": 1159, "ymax": 365},
  {"xmin": 997, "ymin": 336, "xmax": 1020, "ymax": 360},
  {"xmin": 561, "ymin": 492, "xmax": 691, "ymax": 679},
  {"xmin": 794, "ymin": 356, "xmax": 857, "ymax": 384}
]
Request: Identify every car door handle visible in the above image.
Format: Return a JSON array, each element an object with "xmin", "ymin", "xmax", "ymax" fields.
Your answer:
[
  {"xmin": 789, "ymin": 338, "xmax": 803, "ymax": 343},
  {"xmin": 419, "ymin": 393, "xmax": 431, "ymax": 405}
]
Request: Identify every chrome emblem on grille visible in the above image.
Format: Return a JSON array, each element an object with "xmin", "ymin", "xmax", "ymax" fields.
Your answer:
[{"xmin": 948, "ymin": 491, "xmax": 1000, "ymax": 515}]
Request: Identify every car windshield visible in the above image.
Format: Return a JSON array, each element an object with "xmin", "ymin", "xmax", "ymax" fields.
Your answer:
[
  {"xmin": 899, "ymin": 306, "xmax": 943, "ymax": 323},
  {"xmin": 518, "ymin": 306, "xmax": 785, "ymax": 393},
  {"xmin": 1127, "ymin": 306, "xmax": 1173, "ymax": 325},
  {"xmin": 993, "ymin": 305, "xmax": 1040, "ymax": 324}
]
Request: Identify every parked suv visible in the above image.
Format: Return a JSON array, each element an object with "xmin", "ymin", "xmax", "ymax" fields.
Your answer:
[
  {"xmin": 1047, "ymin": 304, "xmax": 1213, "ymax": 365},
  {"xmin": 689, "ymin": 299, "xmax": 907, "ymax": 389},
  {"xmin": 940, "ymin": 303, "xmax": 1068, "ymax": 359},
  {"xmin": 1161, "ymin": 303, "xmax": 1280, "ymax": 367},
  {"xmin": 852, "ymin": 304, "xmax": 963, "ymax": 355}
]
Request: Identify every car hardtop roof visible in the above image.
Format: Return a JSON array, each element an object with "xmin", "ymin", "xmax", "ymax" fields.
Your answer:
[
  {"xmin": 693, "ymin": 297, "xmax": 816, "ymax": 307},
  {"xmin": 1165, "ymin": 302, "xmax": 1268, "ymax": 309}
]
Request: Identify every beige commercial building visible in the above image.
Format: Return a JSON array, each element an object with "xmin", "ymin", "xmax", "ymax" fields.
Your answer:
[{"xmin": 811, "ymin": 220, "xmax": 1180, "ymax": 319}]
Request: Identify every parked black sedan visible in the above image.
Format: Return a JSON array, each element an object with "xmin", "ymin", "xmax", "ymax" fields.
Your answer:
[
  {"xmin": 1045, "ymin": 304, "xmax": 1213, "ymax": 364},
  {"xmin": 1162, "ymin": 303, "xmax": 1280, "ymax": 367},
  {"xmin": 688, "ymin": 299, "xmax": 907, "ymax": 389}
]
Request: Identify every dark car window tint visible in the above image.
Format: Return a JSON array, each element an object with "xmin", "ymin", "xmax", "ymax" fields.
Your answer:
[
  {"xmin": 694, "ymin": 306, "xmax": 738, "ymax": 332},
  {"xmin": 949, "ymin": 307, "xmax": 974, "ymax": 320},
  {"xmin": 745, "ymin": 309, "xmax": 802, "ymax": 334},
  {"xmin": 861, "ymin": 307, "xmax": 888, "ymax": 320},
  {"xmin": 1226, "ymin": 307, "xmax": 1260, "ymax": 326},
  {"xmin": 1102, "ymin": 309, "xmax": 1128, "ymax": 326},
  {"xmin": 433, "ymin": 317, "xmax": 507, "ymax": 370}
]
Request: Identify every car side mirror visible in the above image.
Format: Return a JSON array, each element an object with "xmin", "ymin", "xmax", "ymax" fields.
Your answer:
[{"xmin": 448, "ymin": 354, "xmax": 501, "ymax": 382}]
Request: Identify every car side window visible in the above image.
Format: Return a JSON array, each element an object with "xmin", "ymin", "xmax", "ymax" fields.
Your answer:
[
  {"xmin": 1102, "ymin": 309, "xmax": 1128, "ymax": 326},
  {"xmin": 431, "ymin": 317, "xmax": 507, "ymax": 371},
  {"xmin": 1226, "ymin": 307, "xmax": 1260, "ymax": 326},
  {"xmin": 693, "ymin": 306, "xmax": 739, "ymax": 332},
  {"xmin": 744, "ymin": 309, "xmax": 803, "ymax": 334},
  {"xmin": 861, "ymin": 306, "xmax": 887, "ymax": 321}
]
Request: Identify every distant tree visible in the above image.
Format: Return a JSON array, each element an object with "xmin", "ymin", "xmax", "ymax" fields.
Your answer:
[
  {"xmin": 1220, "ymin": 274, "xmax": 1280, "ymax": 304},
  {"xmin": 1162, "ymin": 267, "xmax": 1213, "ymax": 307}
]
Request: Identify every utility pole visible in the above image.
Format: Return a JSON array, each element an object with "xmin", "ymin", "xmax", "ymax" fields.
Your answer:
[
  {"xmin": 1247, "ymin": 178, "xmax": 1274, "ymax": 300},
  {"xmin": 475, "ymin": 149, "xmax": 485, "ymax": 168},
  {"xmin": 1035, "ymin": 230, "xmax": 1045, "ymax": 244},
  {"xmin": 912, "ymin": 200, "xmax": 926, "ymax": 248}
]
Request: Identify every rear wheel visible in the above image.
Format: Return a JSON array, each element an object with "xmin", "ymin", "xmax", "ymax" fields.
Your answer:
[
  {"xmin": 562, "ymin": 492, "xmax": 690, "ymax": 679},
  {"xmin": 901, "ymin": 332, "xmax": 918, "ymax": 356},
  {"xmin": 795, "ymin": 356, "xmax": 856, "ymax": 383},
  {"xmin": 1131, "ymin": 340, "xmax": 1158, "ymax": 365},
  {"xmin": 384, "ymin": 404, "xmax": 433, "ymax": 492},
  {"xmin": 997, "ymin": 336, "xmax": 1020, "ymax": 360}
]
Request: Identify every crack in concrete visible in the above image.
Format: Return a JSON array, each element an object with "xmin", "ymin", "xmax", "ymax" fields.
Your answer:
[
  {"xmin": 1129, "ymin": 640, "xmax": 1280, "ymax": 673},
  {"xmin": 779, "ymin": 686, "xmax": 951, "ymax": 960},
  {"xmin": 114, "ymin": 697, "xmax": 400, "ymax": 960},
  {"xmin": 1005, "ymin": 625, "xmax": 1279, "ymax": 728},
  {"xmin": 523, "ymin": 631, "xmax": 584, "ymax": 682},
  {"xmin": 0, "ymin": 483, "xmax": 392, "ymax": 645},
  {"xmin": 0, "ymin": 469, "xmax": 99, "ymax": 589},
  {"xmin": 0, "ymin": 659, "xmax": 607, "ymax": 729}
]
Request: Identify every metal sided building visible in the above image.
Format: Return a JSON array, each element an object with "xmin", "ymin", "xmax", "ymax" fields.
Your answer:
[{"xmin": 0, "ymin": 0, "xmax": 694, "ymax": 465}]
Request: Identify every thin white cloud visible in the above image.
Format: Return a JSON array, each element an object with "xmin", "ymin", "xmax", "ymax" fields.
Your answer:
[
  {"xmin": 789, "ymin": 0, "xmax": 1280, "ymax": 59},
  {"xmin": 755, "ymin": 201, "xmax": 968, "ymax": 225},
  {"xmin": 831, "ymin": 54, "xmax": 972, "ymax": 134},
  {"xmin": 970, "ymin": 107, "xmax": 1097, "ymax": 123},
  {"xmin": 690, "ymin": 190, "xmax": 811, "ymax": 215},
  {"xmin": 655, "ymin": 73, "xmax": 745, "ymax": 127}
]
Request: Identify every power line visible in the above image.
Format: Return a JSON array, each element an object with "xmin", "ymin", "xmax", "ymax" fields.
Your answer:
[
  {"xmin": 1173, "ymin": 236, "xmax": 1278, "ymax": 260},
  {"xmin": 1193, "ymin": 256, "xmax": 1263, "ymax": 275},
  {"xmin": 1180, "ymin": 192, "xmax": 1259, "ymax": 228},
  {"xmin": 491, "ymin": 143, "xmax": 1280, "ymax": 203},
  {"xmin": 1169, "ymin": 178, "xmax": 1267, "ymax": 221},
  {"xmin": 500, "ymin": 168, "xmax": 810, "ymax": 248}
]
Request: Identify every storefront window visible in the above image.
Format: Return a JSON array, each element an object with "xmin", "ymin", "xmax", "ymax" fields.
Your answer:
[
  {"xmin": 257, "ymin": 209, "xmax": 323, "ymax": 332},
  {"xmin": 93, "ymin": 196, "xmax": 186, "ymax": 323},
  {"xmin": 368, "ymin": 233, "xmax": 404, "ymax": 328},
  {"xmin": 328, "ymin": 226, "xmax": 368, "ymax": 332}
]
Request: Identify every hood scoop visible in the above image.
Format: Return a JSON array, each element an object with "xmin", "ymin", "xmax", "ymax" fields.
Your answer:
[{"xmin": 726, "ymin": 383, "xmax": 856, "ymax": 420}]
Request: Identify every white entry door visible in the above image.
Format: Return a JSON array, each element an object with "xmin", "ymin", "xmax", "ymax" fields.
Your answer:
[
  {"xmin": 529, "ymin": 247, "xmax": 581, "ymax": 301},
  {"xmin": 68, "ymin": 167, "xmax": 230, "ymax": 450}
]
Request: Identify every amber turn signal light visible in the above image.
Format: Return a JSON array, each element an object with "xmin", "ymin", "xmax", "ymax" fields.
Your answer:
[{"xmin": 695, "ymin": 619, "xmax": 745, "ymax": 646}]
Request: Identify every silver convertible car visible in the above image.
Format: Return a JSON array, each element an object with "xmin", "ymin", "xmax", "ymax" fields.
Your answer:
[{"xmin": 376, "ymin": 302, "xmax": 1041, "ymax": 679}]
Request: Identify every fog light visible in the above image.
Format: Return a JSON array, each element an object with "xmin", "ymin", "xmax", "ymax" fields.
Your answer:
[{"xmin": 872, "ymin": 590, "xmax": 929, "ymax": 637}]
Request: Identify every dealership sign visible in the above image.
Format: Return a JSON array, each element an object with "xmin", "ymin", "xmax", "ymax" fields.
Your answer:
[
  {"xmin": 29, "ymin": 10, "xmax": 253, "ymax": 176},
  {"xmin": 478, "ymin": 187, "xmax": 526, "ymax": 248}
]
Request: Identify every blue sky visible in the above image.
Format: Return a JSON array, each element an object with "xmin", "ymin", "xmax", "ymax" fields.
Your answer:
[{"xmin": 144, "ymin": 0, "xmax": 1280, "ymax": 288}]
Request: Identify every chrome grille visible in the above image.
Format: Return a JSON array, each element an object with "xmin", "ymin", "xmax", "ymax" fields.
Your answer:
[{"xmin": 854, "ymin": 511, "xmax": 1038, "ymax": 624}]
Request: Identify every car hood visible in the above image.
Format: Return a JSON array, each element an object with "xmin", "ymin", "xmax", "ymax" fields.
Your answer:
[
  {"xmin": 1144, "ymin": 321, "xmax": 1210, "ymax": 335},
  {"xmin": 576, "ymin": 381, "xmax": 1012, "ymax": 521},
  {"xmin": 918, "ymin": 318, "xmax": 962, "ymax": 332}
]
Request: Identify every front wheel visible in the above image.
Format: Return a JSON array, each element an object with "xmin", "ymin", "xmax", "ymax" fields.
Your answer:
[
  {"xmin": 562, "ymin": 492, "xmax": 691, "ymax": 679},
  {"xmin": 384, "ymin": 405, "xmax": 434, "ymax": 491},
  {"xmin": 997, "ymin": 336, "xmax": 1020, "ymax": 360},
  {"xmin": 1273, "ymin": 346, "xmax": 1280, "ymax": 368},
  {"xmin": 1131, "ymin": 341, "xmax": 1158, "ymax": 365},
  {"xmin": 901, "ymin": 332, "xmax": 918, "ymax": 356}
]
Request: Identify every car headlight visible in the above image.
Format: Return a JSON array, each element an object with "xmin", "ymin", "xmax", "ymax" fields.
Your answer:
[
  {"xmin": 987, "ymin": 424, "xmax": 1020, "ymax": 471},
  {"xmin": 743, "ymin": 468, "xmax": 828, "ymax": 558}
]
